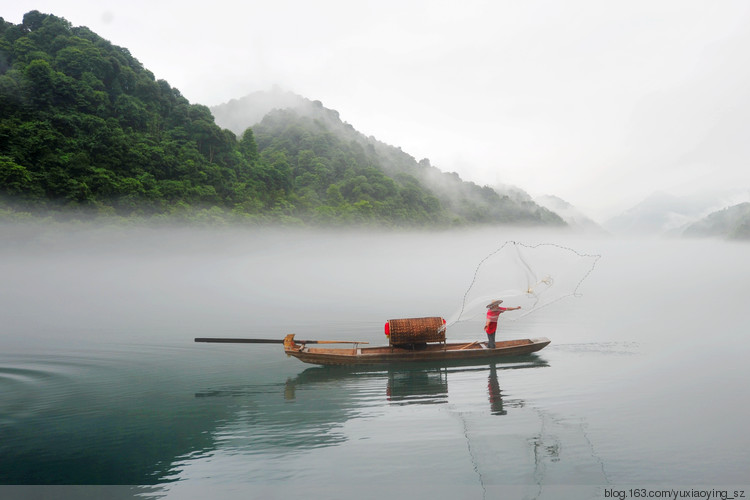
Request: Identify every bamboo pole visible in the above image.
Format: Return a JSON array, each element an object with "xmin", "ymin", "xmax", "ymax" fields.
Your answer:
[
  {"xmin": 195, "ymin": 338, "xmax": 368, "ymax": 345},
  {"xmin": 458, "ymin": 341, "xmax": 480, "ymax": 350}
]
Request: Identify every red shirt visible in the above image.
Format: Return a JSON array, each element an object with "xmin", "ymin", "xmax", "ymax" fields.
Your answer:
[{"xmin": 485, "ymin": 307, "xmax": 507, "ymax": 334}]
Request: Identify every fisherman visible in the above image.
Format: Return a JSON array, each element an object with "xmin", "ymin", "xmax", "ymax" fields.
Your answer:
[{"xmin": 485, "ymin": 299, "xmax": 520, "ymax": 348}]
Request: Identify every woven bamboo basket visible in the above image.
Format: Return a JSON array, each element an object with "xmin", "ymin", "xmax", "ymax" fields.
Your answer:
[{"xmin": 387, "ymin": 317, "xmax": 446, "ymax": 346}]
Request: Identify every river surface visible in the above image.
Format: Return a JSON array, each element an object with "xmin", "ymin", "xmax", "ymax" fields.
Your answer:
[{"xmin": 1, "ymin": 225, "xmax": 748, "ymax": 499}]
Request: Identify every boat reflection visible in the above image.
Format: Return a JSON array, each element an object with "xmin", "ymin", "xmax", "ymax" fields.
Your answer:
[
  {"xmin": 283, "ymin": 355, "xmax": 549, "ymax": 413},
  {"xmin": 386, "ymin": 368, "xmax": 448, "ymax": 405}
]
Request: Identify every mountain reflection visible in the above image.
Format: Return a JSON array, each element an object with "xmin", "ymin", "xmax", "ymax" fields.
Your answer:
[
  {"xmin": 0, "ymin": 355, "xmax": 234, "ymax": 485},
  {"xmin": 0, "ymin": 351, "xmax": 548, "ymax": 486}
]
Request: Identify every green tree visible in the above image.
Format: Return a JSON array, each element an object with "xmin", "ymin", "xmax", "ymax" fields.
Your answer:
[{"xmin": 0, "ymin": 156, "xmax": 37, "ymax": 196}]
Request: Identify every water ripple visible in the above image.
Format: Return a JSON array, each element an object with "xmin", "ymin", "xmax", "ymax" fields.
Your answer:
[
  {"xmin": 0, "ymin": 359, "xmax": 87, "ymax": 417},
  {"xmin": 550, "ymin": 341, "xmax": 640, "ymax": 355}
]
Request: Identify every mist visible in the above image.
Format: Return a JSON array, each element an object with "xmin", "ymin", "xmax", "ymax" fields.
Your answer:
[
  {"xmin": 1, "ymin": 223, "xmax": 599, "ymax": 348},
  {"xmin": 3, "ymin": 220, "xmax": 742, "ymax": 351}
]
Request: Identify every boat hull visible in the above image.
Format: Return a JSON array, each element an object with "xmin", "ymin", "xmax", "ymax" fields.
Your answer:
[{"xmin": 285, "ymin": 337, "xmax": 550, "ymax": 366}]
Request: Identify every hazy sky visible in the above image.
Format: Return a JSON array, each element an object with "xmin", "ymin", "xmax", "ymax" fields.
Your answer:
[{"xmin": 7, "ymin": 1, "xmax": 750, "ymax": 220}]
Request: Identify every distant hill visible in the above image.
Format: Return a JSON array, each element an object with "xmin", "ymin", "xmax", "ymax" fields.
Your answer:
[
  {"xmin": 683, "ymin": 202, "xmax": 750, "ymax": 240},
  {"xmin": 603, "ymin": 191, "xmax": 749, "ymax": 237},
  {"xmin": 535, "ymin": 195, "xmax": 607, "ymax": 234},
  {"xmin": 211, "ymin": 89, "xmax": 565, "ymax": 226},
  {"xmin": 210, "ymin": 88, "xmax": 309, "ymax": 137}
]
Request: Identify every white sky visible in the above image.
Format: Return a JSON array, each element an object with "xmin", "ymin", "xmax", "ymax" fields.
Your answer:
[{"xmin": 6, "ymin": 1, "xmax": 750, "ymax": 221}]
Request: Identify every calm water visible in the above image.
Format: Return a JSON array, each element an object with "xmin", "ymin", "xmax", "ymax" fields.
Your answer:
[{"xmin": 1, "ymin": 225, "xmax": 748, "ymax": 499}]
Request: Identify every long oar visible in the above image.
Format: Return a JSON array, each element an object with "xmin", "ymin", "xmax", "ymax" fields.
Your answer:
[{"xmin": 195, "ymin": 338, "xmax": 368, "ymax": 344}]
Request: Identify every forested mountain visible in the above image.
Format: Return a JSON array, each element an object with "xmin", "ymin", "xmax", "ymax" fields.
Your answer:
[
  {"xmin": 0, "ymin": 11, "xmax": 563, "ymax": 227},
  {"xmin": 0, "ymin": 11, "xmax": 276, "ymax": 221},
  {"xmin": 212, "ymin": 89, "xmax": 565, "ymax": 226}
]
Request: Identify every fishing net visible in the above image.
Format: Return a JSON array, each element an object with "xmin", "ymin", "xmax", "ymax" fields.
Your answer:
[{"xmin": 447, "ymin": 241, "xmax": 600, "ymax": 327}]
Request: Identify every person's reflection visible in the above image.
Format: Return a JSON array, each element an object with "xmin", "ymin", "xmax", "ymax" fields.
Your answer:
[{"xmin": 487, "ymin": 363, "xmax": 506, "ymax": 415}]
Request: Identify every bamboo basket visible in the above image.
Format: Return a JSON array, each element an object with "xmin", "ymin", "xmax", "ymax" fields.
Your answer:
[{"xmin": 387, "ymin": 317, "xmax": 446, "ymax": 346}]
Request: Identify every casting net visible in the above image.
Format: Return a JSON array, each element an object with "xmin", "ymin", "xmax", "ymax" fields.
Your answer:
[{"xmin": 446, "ymin": 241, "xmax": 600, "ymax": 327}]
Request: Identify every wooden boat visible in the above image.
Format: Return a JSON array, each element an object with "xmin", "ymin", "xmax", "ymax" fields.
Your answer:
[
  {"xmin": 281, "ymin": 334, "xmax": 550, "ymax": 366},
  {"xmin": 195, "ymin": 334, "xmax": 550, "ymax": 366},
  {"xmin": 195, "ymin": 315, "xmax": 550, "ymax": 367}
]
